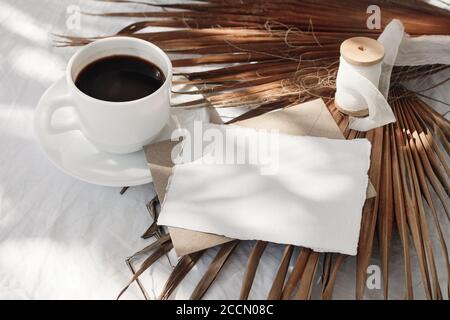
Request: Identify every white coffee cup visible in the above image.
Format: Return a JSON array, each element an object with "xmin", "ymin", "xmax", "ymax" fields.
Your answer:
[{"xmin": 43, "ymin": 36, "xmax": 172, "ymax": 154}]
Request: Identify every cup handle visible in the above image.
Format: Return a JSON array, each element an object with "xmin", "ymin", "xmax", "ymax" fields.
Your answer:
[{"xmin": 43, "ymin": 95, "xmax": 81, "ymax": 135}]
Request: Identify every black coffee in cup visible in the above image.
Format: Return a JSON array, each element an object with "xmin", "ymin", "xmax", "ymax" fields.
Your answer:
[{"xmin": 75, "ymin": 55, "xmax": 165, "ymax": 102}]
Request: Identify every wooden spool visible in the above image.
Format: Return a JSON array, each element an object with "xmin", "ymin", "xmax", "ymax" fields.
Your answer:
[{"xmin": 335, "ymin": 37, "xmax": 385, "ymax": 117}]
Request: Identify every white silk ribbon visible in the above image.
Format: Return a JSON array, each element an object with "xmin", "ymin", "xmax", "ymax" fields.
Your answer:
[{"xmin": 335, "ymin": 19, "xmax": 449, "ymax": 131}]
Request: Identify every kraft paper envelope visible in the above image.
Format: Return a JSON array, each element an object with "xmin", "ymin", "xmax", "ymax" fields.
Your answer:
[{"xmin": 144, "ymin": 99, "xmax": 376, "ymax": 256}]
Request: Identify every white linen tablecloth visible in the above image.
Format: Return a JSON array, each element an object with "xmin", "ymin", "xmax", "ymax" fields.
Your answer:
[{"xmin": 0, "ymin": 0, "xmax": 448, "ymax": 299}]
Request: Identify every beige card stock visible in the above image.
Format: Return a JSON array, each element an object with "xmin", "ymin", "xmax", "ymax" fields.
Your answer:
[{"xmin": 144, "ymin": 99, "xmax": 376, "ymax": 256}]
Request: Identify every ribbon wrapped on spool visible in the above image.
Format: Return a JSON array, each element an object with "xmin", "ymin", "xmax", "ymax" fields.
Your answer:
[
  {"xmin": 335, "ymin": 36, "xmax": 396, "ymax": 131},
  {"xmin": 335, "ymin": 37, "xmax": 384, "ymax": 117},
  {"xmin": 335, "ymin": 19, "xmax": 450, "ymax": 131}
]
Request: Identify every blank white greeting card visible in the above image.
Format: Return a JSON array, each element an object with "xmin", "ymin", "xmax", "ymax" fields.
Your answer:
[{"xmin": 158, "ymin": 124, "xmax": 371, "ymax": 255}]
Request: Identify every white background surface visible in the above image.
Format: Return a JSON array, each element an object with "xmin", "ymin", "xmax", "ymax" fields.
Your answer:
[{"xmin": 0, "ymin": 0, "xmax": 449, "ymax": 299}]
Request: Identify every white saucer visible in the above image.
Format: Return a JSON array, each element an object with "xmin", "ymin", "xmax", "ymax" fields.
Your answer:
[{"xmin": 34, "ymin": 77, "xmax": 209, "ymax": 187}]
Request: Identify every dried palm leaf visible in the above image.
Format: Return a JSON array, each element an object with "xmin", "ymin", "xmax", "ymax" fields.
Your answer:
[
  {"xmin": 355, "ymin": 128, "xmax": 383, "ymax": 299},
  {"xmin": 126, "ymin": 258, "xmax": 150, "ymax": 300},
  {"xmin": 159, "ymin": 250, "xmax": 205, "ymax": 300},
  {"xmin": 190, "ymin": 240, "xmax": 240, "ymax": 299},
  {"xmin": 267, "ymin": 245, "xmax": 294, "ymax": 300},
  {"xmin": 294, "ymin": 251, "xmax": 320, "ymax": 299},
  {"xmin": 119, "ymin": 186, "xmax": 129, "ymax": 195},
  {"xmin": 141, "ymin": 221, "xmax": 159, "ymax": 239},
  {"xmin": 118, "ymin": 234, "xmax": 173, "ymax": 299},
  {"xmin": 321, "ymin": 254, "xmax": 345, "ymax": 300},
  {"xmin": 63, "ymin": 0, "xmax": 450, "ymax": 300},
  {"xmin": 240, "ymin": 241, "xmax": 268, "ymax": 299},
  {"xmin": 378, "ymin": 124, "xmax": 395, "ymax": 299},
  {"xmin": 281, "ymin": 248, "xmax": 310, "ymax": 299},
  {"xmin": 390, "ymin": 121, "xmax": 414, "ymax": 299}
]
